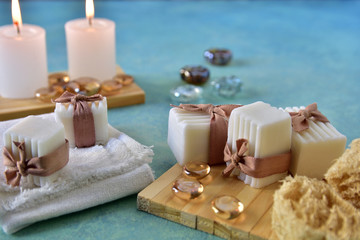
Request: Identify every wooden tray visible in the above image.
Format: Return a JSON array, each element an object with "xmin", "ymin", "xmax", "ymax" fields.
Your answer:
[
  {"xmin": 0, "ymin": 66, "xmax": 145, "ymax": 121},
  {"xmin": 137, "ymin": 164, "xmax": 280, "ymax": 240}
]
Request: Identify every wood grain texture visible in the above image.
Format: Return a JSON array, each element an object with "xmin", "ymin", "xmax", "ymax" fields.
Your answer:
[
  {"xmin": 0, "ymin": 66, "xmax": 145, "ymax": 121},
  {"xmin": 137, "ymin": 164, "xmax": 281, "ymax": 240}
]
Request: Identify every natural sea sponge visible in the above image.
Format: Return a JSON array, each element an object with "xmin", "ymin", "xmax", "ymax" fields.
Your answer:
[
  {"xmin": 272, "ymin": 176, "xmax": 360, "ymax": 240},
  {"xmin": 325, "ymin": 138, "xmax": 360, "ymax": 209}
]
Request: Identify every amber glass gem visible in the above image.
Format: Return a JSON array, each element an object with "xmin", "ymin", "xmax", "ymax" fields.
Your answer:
[
  {"xmin": 48, "ymin": 72, "xmax": 70, "ymax": 87},
  {"xmin": 35, "ymin": 86, "xmax": 63, "ymax": 103},
  {"xmin": 180, "ymin": 65, "xmax": 210, "ymax": 85},
  {"xmin": 172, "ymin": 177, "xmax": 204, "ymax": 200},
  {"xmin": 73, "ymin": 77, "xmax": 101, "ymax": 96},
  {"xmin": 183, "ymin": 161, "xmax": 210, "ymax": 179},
  {"xmin": 100, "ymin": 80, "xmax": 123, "ymax": 96},
  {"xmin": 113, "ymin": 74, "xmax": 134, "ymax": 86},
  {"xmin": 211, "ymin": 195, "xmax": 244, "ymax": 220},
  {"xmin": 204, "ymin": 48, "xmax": 232, "ymax": 65},
  {"xmin": 65, "ymin": 81, "xmax": 81, "ymax": 94}
]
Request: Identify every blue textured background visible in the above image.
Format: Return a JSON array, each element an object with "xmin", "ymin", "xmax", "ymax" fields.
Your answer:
[{"xmin": 0, "ymin": 1, "xmax": 360, "ymax": 239}]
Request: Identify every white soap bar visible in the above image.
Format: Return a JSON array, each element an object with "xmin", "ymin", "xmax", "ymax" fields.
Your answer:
[
  {"xmin": 227, "ymin": 101, "xmax": 292, "ymax": 188},
  {"xmin": 281, "ymin": 106, "xmax": 346, "ymax": 179},
  {"xmin": 167, "ymin": 108, "xmax": 211, "ymax": 166},
  {"xmin": 55, "ymin": 97, "xmax": 109, "ymax": 147},
  {"xmin": 3, "ymin": 115, "xmax": 66, "ymax": 187}
]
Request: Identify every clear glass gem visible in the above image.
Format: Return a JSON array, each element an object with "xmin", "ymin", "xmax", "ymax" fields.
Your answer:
[
  {"xmin": 73, "ymin": 77, "xmax": 101, "ymax": 96},
  {"xmin": 100, "ymin": 80, "xmax": 123, "ymax": 96},
  {"xmin": 35, "ymin": 86, "xmax": 64, "ymax": 103},
  {"xmin": 211, "ymin": 76, "xmax": 243, "ymax": 98},
  {"xmin": 211, "ymin": 195, "xmax": 244, "ymax": 220},
  {"xmin": 180, "ymin": 65, "xmax": 210, "ymax": 85},
  {"xmin": 204, "ymin": 48, "xmax": 232, "ymax": 65},
  {"xmin": 48, "ymin": 72, "xmax": 70, "ymax": 87},
  {"xmin": 170, "ymin": 84, "xmax": 203, "ymax": 103},
  {"xmin": 172, "ymin": 177, "xmax": 204, "ymax": 200},
  {"xmin": 113, "ymin": 74, "xmax": 134, "ymax": 86},
  {"xmin": 183, "ymin": 161, "xmax": 210, "ymax": 179},
  {"xmin": 65, "ymin": 81, "xmax": 81, "ymax": 94}
]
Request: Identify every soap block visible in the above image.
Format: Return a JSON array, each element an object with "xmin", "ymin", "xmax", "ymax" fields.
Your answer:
[
  {"xmin": 227, "ymin": 101, "xmax": 292, "ymax": 188},
  {"xmin": 3, "ymin": 115, "xmax": 67, "ymax": 187},
  {"xmin": 55, "ymin": 97, "xmax": 109, "ymax": 148},
  {"xmin": 281, "ymin": 106, "xmax": 346, "ymax": 179},
  {"xmin": 167, "ymin": 107, "xmax": 211, "ymax": 166}
]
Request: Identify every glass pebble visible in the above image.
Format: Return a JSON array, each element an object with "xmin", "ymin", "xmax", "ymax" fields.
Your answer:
[
  {"xmin": 65, "ymin": 81, "xmax": 81, "ymax": 94},
  {"xmin": 183, "ymin": 161, "xmax": 210, "ymax": 179},
  {"xmin": 113, "ymin": 74, "xmax": 134, "ymax": 86},
  {"xmin": 211, "ymin": 195, "xmax": 244, "ymax": 220},
  {"xmin": 48, "ymin": 72, "xmax": 70, "ymax": 87},
  {"xmin": 100, "ymin": 80, "xmax": 123, "ymax": 96},
  {"xmin": 204, "ymin": 48, "xmax": 232, "ymax": 65},
  {"xmin": 172, "ymin": 177, "xmax": 204, "ymax": 200},
  {"xmin": 180, "ymin": 65, "xmax": 210, "ymax": 85},
  {"xmin": 169, "ymin": 84, "xmax": 203, "ymax": 103},
  {"xmin": 211, "ymin": 76, "xmax": 243, "ymax": 98},
  {"xmin": 73, "ymin": 77, "xmax": 101, "ymax": 96},
  {"xmin": 35, "ymin": 86, "xmax": 63, "ymax": 103}
]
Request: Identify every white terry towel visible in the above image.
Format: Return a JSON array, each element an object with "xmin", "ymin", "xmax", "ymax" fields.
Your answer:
[{"xmin": 0, "ymin": 114, "xmax": 154, "ymax": 234}]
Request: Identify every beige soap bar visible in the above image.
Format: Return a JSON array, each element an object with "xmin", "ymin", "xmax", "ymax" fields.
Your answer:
[
  {"xmin": 227, "ymin": 101, "xmax": 292, "ymax": 188},
  {"xmin": 3, "ymin": 115, "xmax": 66, "ymax": 187},
  {"xmin": 167, "ymin": 107, "xmax": 211, "ymax": 166},
  {"xmin": 55, "ymin": 97, "xmax": 109, "ymax": 148},
  {"xmin": 282, "ymin": 106, "xmax": 346, "ymax": 179}
]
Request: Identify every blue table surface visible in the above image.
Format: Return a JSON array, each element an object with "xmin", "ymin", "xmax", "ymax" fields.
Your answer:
[{"xmin": 1, "ymin": 0, "xmax": 360, "ymax": 239}]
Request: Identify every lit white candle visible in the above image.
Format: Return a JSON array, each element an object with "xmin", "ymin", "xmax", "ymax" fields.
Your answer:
[
  {"xmin": 65, "ymin": 0, "xmax": 116, "ymax": 81},
  {"xmin": 0, "ymin": 0, "xmax": 48, "ymax": 99}
]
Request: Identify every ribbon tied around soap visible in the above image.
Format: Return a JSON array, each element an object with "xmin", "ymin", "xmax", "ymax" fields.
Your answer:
[
  {"xmin": 54, "ymin": 91, "xmax": 103, "ymax": 148},
  {"xmin": 289, "ymin": 103, "xmax": 329, "ymax": 132},
  {"xmin": 2, "ymin": 140, "xmax": 69, "ymax": 187},
  {"xmin": 222, "ymin": 139, "xmax": 291, "ymax": 178},
  {"xmin": 171, "ymin": 104, "xmax": 242, "ymax": 165}
]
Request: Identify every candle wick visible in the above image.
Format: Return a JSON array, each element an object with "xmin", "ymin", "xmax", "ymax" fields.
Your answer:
[
  {"xmin": 14, "ymin": 22, "xmax": 20, "ymax": 35},
  {"xmin": 88, "ymin": 17, "xmax": 93, "ymax": 27}
]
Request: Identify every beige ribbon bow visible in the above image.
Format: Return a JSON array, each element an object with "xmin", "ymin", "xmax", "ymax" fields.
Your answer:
[
  {"xmin": 289, "ymin": 103, "xmax": 329, "ymax": 132},
  {"xmin": 222, "ymin": 139, "xmax": 291, "ymax": 178},
  {"xmin": 171, "ymin": 104, "xmax": 242, "ymax": 165},
  {"xmin": 54, "ymin": 91, "xmax": 103, "ymax": 148},
  {"xmin": 3, "ymin": 140, "xmax": 69, "ymax": 187}
]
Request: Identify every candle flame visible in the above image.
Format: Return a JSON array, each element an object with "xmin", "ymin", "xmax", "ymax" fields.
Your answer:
[
  {"xmin": 12, "ymin": 0, "xmax": 22, "ymax": 34},
  {"xmin": 86, "ymin": 0, "xmax": 94, "ymax": 26}
]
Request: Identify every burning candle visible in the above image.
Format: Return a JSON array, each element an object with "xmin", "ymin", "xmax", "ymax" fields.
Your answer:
[
  {"xmin": 65, "ymin": 0, "xmax": 116, "ymax": 81},
  {"xmin": 0, "ymin": 0, "xmax": 48, "ymax": 99}
]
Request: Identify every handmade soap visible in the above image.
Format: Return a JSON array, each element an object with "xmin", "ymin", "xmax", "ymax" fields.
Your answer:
[
  {"xmin": 281, "ymin": 106, "xmax": 346, "ymax": 179},
  {"xmin": 168, "ymin": 107, "xmax": 211, "ymax": 166},
  {"xmin": 227, "ymin": 101, "xmax": 292, "ymax": 188},
  {"xmin": 3, "ymin": 116, "xmax": 67, "ymax": 187},
  {"xmin": 55, "ymin": 95, "xmax": 109, "ymax": 148}
]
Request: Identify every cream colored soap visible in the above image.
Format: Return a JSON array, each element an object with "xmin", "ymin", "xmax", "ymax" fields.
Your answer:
[
  {"xmin": 55, "ymin": 97, "xmax": 109, "ymax": 147},
  {"xmin": 281, "ymin": 106, "xmax": 346, "ymax": 179},
  {"xmin": 227, "ymin": 102, "xmax": 292, "ymax": 188},
  {"xmin": 3, "ymin": 116, "xmax": 66, "ymax": 187},
  {"xmin": 167, "ymin": 108, "xmax": 211, "ymax": 166}
]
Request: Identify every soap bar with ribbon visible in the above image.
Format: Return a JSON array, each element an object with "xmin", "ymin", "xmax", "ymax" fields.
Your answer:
[
  {"xmin": 168, "ymin": 104, "xmax": 242, "ymax": 166},
  {"xmin": 54, "ymin": 91, "xmax": 109, "ymax": 148},
  {"xmin": 281, "ymin": 104, "xmax": 346, "ymax": 179},
  {"xmin": 2, "ymin": 116, "xmax": 69, "ymax": 187},
  {"xmin": 225, "ymin": 101, "xmax": 292, "ymax": 188}
]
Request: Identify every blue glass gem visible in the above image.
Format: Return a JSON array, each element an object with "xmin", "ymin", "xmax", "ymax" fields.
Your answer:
[
  {"xmin": 170, "ymin": 84, "xmax": 203, "ymax": 103},
  {"xmin": 211, "ymin": 76, "xmax": 243, "ymax": 98},
  {"xmin": 180, "ymin": 65, "xmax": 210, "ymax": 85},
  {"xmin": 204, "ymin": 48, "xmax": 232, "ymax": 65}
]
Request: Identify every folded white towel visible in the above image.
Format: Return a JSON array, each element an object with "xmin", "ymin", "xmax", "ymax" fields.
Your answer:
[{"xmin": 0, "ymin": 114, "xmax": 155, "ymax": 234}]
